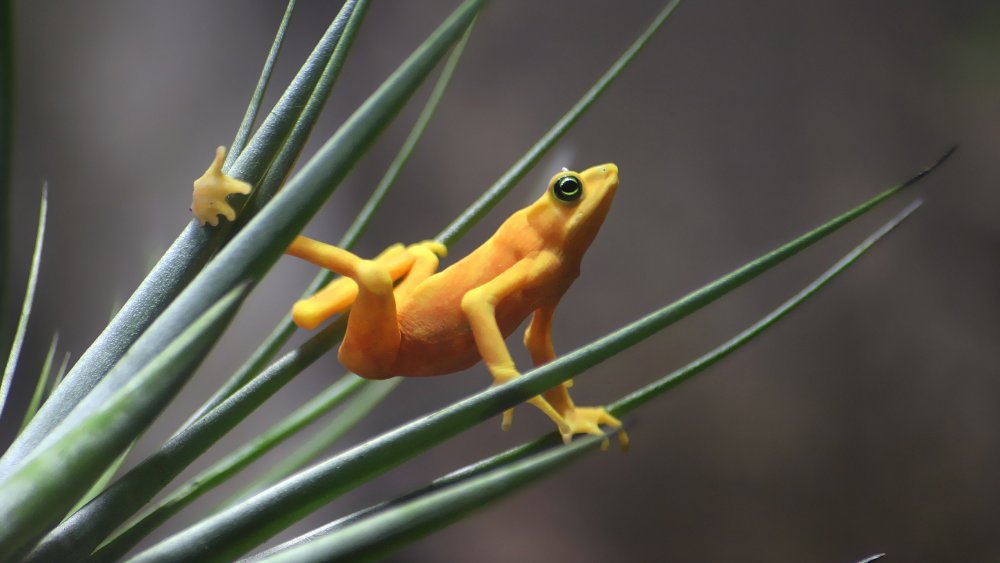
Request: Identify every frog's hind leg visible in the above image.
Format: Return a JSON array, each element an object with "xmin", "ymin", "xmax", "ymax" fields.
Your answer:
[
  {"xmin": 286, "ymin": 236, "xmax": 401, "ymax": 378},
  {"xmin": 525, "ymin": 305, "xmax": 628, "ymax": 451},
  {"xmin": 289, "ymin": 242, "xmax": 410, "ymax": 330}
]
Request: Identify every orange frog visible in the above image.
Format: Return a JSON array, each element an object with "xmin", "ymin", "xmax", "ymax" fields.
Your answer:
[{"xmin": 193, "ymin": 149, "xmax": 626, "ymax": 448}]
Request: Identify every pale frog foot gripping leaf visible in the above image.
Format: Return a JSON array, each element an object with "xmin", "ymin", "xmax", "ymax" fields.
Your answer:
[{"xmin": 191, "ymin": 146, "xmax": 252, "ymax": 226}]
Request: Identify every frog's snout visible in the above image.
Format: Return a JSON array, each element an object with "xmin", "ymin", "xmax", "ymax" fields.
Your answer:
[{"xmin": 599, "ymin": 163, "xmax": 619, "ymax": 188}]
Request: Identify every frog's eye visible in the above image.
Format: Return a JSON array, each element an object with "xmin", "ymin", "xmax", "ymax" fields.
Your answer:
[{"xmin": 552, "ymin": 174, "xmax": 583, "ymax": 203}]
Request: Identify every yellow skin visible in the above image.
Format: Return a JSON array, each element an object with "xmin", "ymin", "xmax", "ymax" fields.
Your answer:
[{"xmin": 192, "ymin": 149, "xmax": 626, "ymax": 449}]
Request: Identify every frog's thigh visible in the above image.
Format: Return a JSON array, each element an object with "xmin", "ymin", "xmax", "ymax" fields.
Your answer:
[
  {"xmin": 338, "ymin": 258, "xmax": 401, "ymax": 379},
  {"xmin": 286, "ymin": 236, "xmax": 401, "ymax": 377}
]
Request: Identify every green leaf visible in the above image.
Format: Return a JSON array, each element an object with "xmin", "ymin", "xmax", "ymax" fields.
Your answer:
[
  {"xmin": 222, "ymin": 377, "xmax": 399, "ymax": 508},
  {"xmin": 184, "ymin": 0, "xmax": 461, "ymax": 427},
  {"xmin": 0, "ymin": 187, "xmax": 45, "ymax": 422},
  {"xmin": 127, "ymin": 152, "xmax": 946, "ymax": 562},
  {"xmin": 0, "ymin": 0, "xmax": 483, "ymax": 484},
  {"xmin": 233, "ymin": 0, "xmax": 370, "ymax": 219},
  {"xmin": 50, "ymin": 350, "xmax": 69, "ymax": 391},
  {"xmin": 17, "ymin": 333, "xmax": 57, "ymax": 433},
  {"xmin": 338, "ymin": 17, "xmax": 477, "ymax": 248},
  {"xmin": 256, "ymin": 435, "xmax": 604, "ymax": 563},
  {"xmin": 607, "ymin": 198, "xmax": 926, "ymax": 416},
  {"xmin": 224, "ymin": 0, "xmax": 297, "ymax": 168},
  {"xmin": 66, "ymin": 444, "xmax": 133, "ymax": 518},
  {"xmin": 1, "ymin": 0, "xmax": 365, "ymax": 476},
  {"xmin": 253, "ymin": 200, "xmax": 925, "ymax": 560},
  {"xmin": 0, "ymin": 285, "xmax": 246, "ymax": 562},
  {"xmin": 25, "ymin": 316, "xmax": 347, "ymax": 563},
  {"xmin": 90, "ymin": 371, "xmax": 366, "ymax": 563}
]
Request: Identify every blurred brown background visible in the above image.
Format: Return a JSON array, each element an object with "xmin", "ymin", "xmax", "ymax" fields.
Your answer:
[{"xmin": 3, "ymin": 1, "xmax": 998, "ymax": 561}]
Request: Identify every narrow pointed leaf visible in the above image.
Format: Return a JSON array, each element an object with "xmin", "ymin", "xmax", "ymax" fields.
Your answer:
[
  {"xmin": 0, "ymin": 187, "xmax": 45, "ymax": 422},
  {"xmin": 224, "ymin": 377, "xmax": 399, "ymax": 507},
  {"xmin": 91, "ymin": 371, "xmax": 365, "ymax": 562},
  {"xmin": 0, "ymin": 285, "xmax": 246, "ymax": 562},
  {"xmin": 27, "ymin": 317, "xmax": 347, "ymax": 563},
  {"xmin": 182, "ymin": 0, "xmax": 377, "ymax": 426},
  {"xmin": 2, "ymin": 0, "xmax": 485, "ymax": 485},
  {"xmin": 67, "ymin": 444, "xmax": 133, "ymax": 517},
  {"xmin": 50, "ymin": 351, "xmax": 69, "ymax": 391},
  {"xmin": 129, "ymin": 153, "xmax": 945, "ymax": 562},
  {"xmin": 225, "ymin": 0, "xmax": 297, "ymax": 168},
  {"xmin": 183, "ymin": 14, "xmax": 472, "ymax": 429},
  {"xmin": 248, "ymin": 200, "xmax": 925, "ymax": 560},
  {"xmin": 17, "ymin": 333, "xmax": 57, "ymax": 433},
  {"xmin": 2, "ymin": 0, "xmax": 364, "ymax": 476},
  {"xmin": 256, "ymin": 435, "xmax": 604, "ymax": 563}
]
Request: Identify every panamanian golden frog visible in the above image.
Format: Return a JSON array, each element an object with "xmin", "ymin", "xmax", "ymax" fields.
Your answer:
[{"xmin": 192, "ymin": 148, "xmax": 627, "ymax": 449}]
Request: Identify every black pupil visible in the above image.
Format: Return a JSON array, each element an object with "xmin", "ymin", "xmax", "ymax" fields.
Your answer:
[{"xmin": 554, "ymin": 176, "xmax": 582, "ymax": 202}]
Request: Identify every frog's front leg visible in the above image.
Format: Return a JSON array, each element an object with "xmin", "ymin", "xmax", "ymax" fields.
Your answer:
[
  {"xmin": 524, "ymin": 305, "xmax": 628, "ymax": 451},
  {"xmin": 460, "ymin": 257, "xmax": 569, "ymax": 436},
  {"xmin": 191, "ymin": 146, "xmax": 252, "ymax": 226}
]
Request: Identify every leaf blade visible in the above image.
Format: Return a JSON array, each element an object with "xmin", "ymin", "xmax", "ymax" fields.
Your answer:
[
  {"xmin": 0, "ymin": 187, "xmax": 46, "ymax": 423},
  {"xmin": 129, "ymin": 152, "xmax": 946, "ymax": 562},
  {"xmin": 0, "ymin": 0, "xmax": 364, "ymax": 477},
  {"xmin": 0, "ymin": 0, "xmax": 484, "ymax": 485},
  {"xmin": 0, "ymin": 285, "xmax": 246, "ymax": 562},
  {"xmin": 251, "ymin": 200, "xmax": 926, "ymax": 561},
  {"xmin": 16, "ymin": 333, "xmax": 57, "ymax": 434},
  {"xmin": 225, "ymin": 0, "xmax": 297, "ymax": 168}
]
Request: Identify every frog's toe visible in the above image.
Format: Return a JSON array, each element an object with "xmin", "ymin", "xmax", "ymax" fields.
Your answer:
[
  {"xmin": 561, "ymin": 407, "xmax": 628, "ymax": 451},
  {"xmin": 501, "ymin": 407, "xmax": 514, "ymax": 431},
  {"xmin": 411, "ymin": 240, "xmax": 447, "ymax": 258}
]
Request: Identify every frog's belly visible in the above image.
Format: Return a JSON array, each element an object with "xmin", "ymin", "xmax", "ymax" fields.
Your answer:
[{"xmin": 388, "ymin": 296, "xmax": 534, "ymax": 377}]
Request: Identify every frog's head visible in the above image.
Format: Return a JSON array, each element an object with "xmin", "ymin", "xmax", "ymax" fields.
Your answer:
[{"xmin": 537, "ymin": 163, "xmax": 619, "ymax": 257}]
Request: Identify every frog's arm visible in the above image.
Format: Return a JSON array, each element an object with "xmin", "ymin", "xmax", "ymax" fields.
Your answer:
[
  {"xmin": 191, "ymin": 146, "xmax": 252, "ymax": 226},
  {"xmin": 460, "ymin": 254, "xmax": 570, "ymax": 434}
]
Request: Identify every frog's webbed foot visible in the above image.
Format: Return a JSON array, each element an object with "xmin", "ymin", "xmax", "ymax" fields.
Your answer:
[
  {"xmin": 192, "ymin": 146, "xmax": 252, "ymax": 226},
  {"xmin": 561, "ymin": 406, "xmax": 628, "ymax": 451}
]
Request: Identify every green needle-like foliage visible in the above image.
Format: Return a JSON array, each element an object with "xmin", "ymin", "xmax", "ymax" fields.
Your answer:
[
  {"xmin": 225, "ymin": 0, "xmax": 297, "ymax": 169},
  {"xmin": 126, "ymin": 156, "xmax": 944, "ymax": 562},
  {"xmin": 90, "ymin": 375, "xmax": 370, "ymax": 563},
  {"xmin": 0, "ymin": 2, "xmax": 957, "ymax": 560},
  {"xmin": 260, "ymin": 435, "xmax": 605, "ymax": 563},
  {"xmin": 0, "ymin": 189, "xmax": 45, "ymax": 422},
  {"xmin": 0, "ymin": 0, "xmax": 484, "ymax": 488},
  {"xmin": 0, "ymin": 285, "xmax": 246, "ymax": 562},
  {"xmin": 16, "ymin": 334, "xmax": 57, "ymax": 433},
  {"xmin": 1, "ymin": 0, "xmax": 367, "ymax": 475},
  {"xmin": 252, "ymin": 200, "xmax": 924, "ymax": 561}
]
